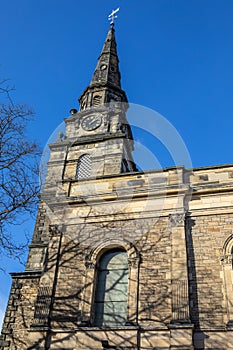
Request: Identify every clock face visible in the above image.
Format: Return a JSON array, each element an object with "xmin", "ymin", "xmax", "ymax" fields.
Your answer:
[{"xmin": 81, "ymin": 114, "xmax": 102, "ymax": 131}]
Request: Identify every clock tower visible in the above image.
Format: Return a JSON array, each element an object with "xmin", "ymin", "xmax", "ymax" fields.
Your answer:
[
  {"xmin": 3, "ymin": 11, "xmax": 233, "ymax": 350},
  {"xmin": 62, "ymin": 24, "xmax": 136, "ymax": 182}
]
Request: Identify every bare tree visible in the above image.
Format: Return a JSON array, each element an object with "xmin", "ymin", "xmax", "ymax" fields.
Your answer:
[{"xmin": 0, "ymin": 79, "xmax": 40, "ymax": 261}]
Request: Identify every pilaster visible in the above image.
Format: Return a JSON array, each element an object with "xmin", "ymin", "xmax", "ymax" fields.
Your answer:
[{"xmin": 169, "ymin": 212, "xmax": 194, "ymax": 349}]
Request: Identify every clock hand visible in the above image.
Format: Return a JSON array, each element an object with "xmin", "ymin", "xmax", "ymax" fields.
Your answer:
[{"xmin": 89, "ymin": 120, "xmax": 98, "ymax": 126}]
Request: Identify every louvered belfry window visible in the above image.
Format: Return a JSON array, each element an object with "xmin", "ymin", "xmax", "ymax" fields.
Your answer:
[
  {"xmin": 76, "ymin": 154, "xmax": 91, "ymax": 180},
  {"xmin": 33, "ymin": 286, "xmax": 52, "ymax": 325},
  {"xmin": 93, "ymin": 95, "xmax": 101, "ymax": 107},
  {"xmin": 93, "ymin": 249, "xmax": 129, "ymax": 327}
]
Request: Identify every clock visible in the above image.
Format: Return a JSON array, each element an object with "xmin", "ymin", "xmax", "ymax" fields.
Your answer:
[{"xmin": 81, "ymin": 114, "xmax": 102, "ymax": 131}]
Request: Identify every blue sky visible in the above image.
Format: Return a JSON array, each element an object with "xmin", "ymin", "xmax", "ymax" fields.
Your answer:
[{"xmin": 1, "ymin": 0, "xmax": 233, "ymax": 326}]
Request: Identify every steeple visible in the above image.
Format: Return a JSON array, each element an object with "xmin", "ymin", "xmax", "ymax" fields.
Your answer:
[{"xmin": 78, "ymin": 24, "xmax": 128, "ymax": 111}]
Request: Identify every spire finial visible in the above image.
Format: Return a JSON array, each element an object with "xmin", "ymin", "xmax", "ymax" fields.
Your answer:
[{"xmin": 108, "ymin": 7, "xmax": 120, "ymax": 27}]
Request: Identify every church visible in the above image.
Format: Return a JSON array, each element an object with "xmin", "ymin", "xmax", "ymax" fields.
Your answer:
[{"xmin": 1, "ymin": 15, "xmax": 233, "ymax": 350}]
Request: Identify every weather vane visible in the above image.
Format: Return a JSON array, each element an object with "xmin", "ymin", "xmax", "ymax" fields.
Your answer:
[{"xmin": 108, "ymin": 7, "xmax": 120, "ymax": 26}]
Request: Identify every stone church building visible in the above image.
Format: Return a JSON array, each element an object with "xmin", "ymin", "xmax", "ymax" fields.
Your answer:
[{"xmin": 1, "ymin": 22, "xmax": 233, "ymax": 350}]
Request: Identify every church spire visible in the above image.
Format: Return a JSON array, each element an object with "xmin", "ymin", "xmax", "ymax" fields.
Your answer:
[
  {"xmin": 78, "ymin": 22, "xmax": 128, "ymax": 111},
  {"xmin": 90, "ymin": 25, "xmax": 121, "ymax": 89}
]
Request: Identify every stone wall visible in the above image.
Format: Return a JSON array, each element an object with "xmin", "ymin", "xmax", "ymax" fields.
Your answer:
[{"xmin": 1, "ymin": 165, "xmax": 233, "ymax": 349}]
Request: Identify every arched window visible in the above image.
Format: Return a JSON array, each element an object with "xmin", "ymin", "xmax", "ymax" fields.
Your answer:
[
  {"xmin": 222, "ymin": 235, "xmax": 233, "ymax": 325},
  {"xmin": 93, "ymin": 249, "xmax": 128, "ymax": 327},
  {"xmin": 76, "ymin": 154, "xmax": 91, "ymax": 180}
]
